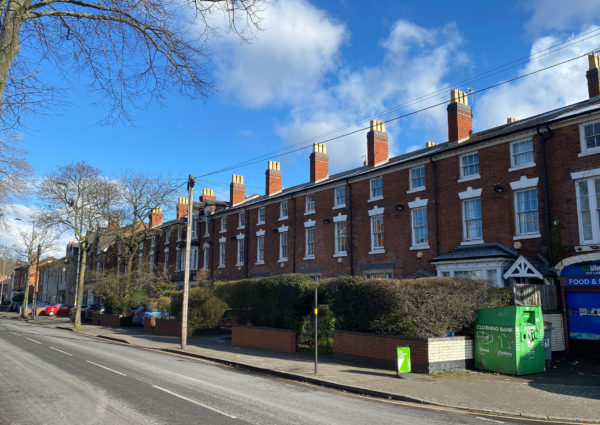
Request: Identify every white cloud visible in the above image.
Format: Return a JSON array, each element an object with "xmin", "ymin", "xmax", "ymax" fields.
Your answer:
[
  {"xmin": 213, "ymin": 0, "xmax": 347, "ymax": 108},
  {"xmin": 523, "ymin": 0, "xmax": 600, "ymax": 33},
  {"xmin": 474, "ymin": 28, "xmax": 598, "ymax": 131}
]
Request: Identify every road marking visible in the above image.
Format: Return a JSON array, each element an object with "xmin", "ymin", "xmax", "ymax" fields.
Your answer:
[
  {"xmin": 49, "ymin": 347, "xmax": 73, "ymax": 356},
  {"xmin": 476, "ymin": 417, "xmax": 505, "ymax": 424},
  {"xmin": 86, "ymin": 361, "xmax": 127, "ymax": 376},
  {"xmin": 10, "ymin": 332, "xmax": 20, "ymax": 336},
  {"xmin": 152, "ymin": 385, "xmax": 237, "ymax": 419},
  {"xmin": 25, "ymin": 337, "xmax": 42, "ymax": 344}
]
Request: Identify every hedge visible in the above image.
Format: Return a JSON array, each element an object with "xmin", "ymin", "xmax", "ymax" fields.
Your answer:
[
  {"xmin": 215, "ymin": 274, "xmax": 315, "ymax": 331},
  {"xmin": 170, "ymin": 287, "xmax": 227, "ymax": 336},
  {"xmin": 325, "ymin": 276, "xmax": 511, "ymax": 338}
]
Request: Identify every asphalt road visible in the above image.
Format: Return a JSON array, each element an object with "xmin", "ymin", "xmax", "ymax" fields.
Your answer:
[{"xmin": 0, "ymin": 318, "xmax": 570, "ymax": 425}]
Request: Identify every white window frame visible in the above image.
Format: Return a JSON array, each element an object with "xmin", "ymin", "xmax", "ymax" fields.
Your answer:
[
  {"xmin": 333, "ymin": 186, "xmax": 346, "ymax": 209},
  {"xmin": 368, "ymin": 206, "xmax": 385, "ymax": 254},
  {"xmin": 304, "ymin": 227, "xmax": 315, "ymax": 260},
  {"xmin": 204, "ymin": 218, "xmax": 210, "ymax": 237},
  {"xmin": 149, "ymin": 251, "xmax": 155, "ymax": 273},
  {"xmin": 218, "ymin": 238, "xmax": 226, "ymax": 268},
  {"xmin": 257, "ymin": 207, "xmax": 266, "ymax": 225},
  {"xmin": 278, "ymin": 225, "xmax": 289, "ymax": 262},
  {"xmin": 458, "ymin": 152, "xmax": 480, "ymax": 182},
  {"xmin": 574, "ymin": 176, "xmax": 600, "ymax": 245},
  {"xmin": 236, "ymin": 235, "xmax": 245, "ymax": 266},
  {"xmin": 513, "ymin": 188, "xmax": 540, "ymax": 239},
  {"xmin": 435, "ymin": 260, "xmax": 510, "ymax": 287},
  {"xmin": 369, "ymin": 177, "xmax": 383, "ymax": 201},
  {"xmin": 150, "ymin": 236, "xmax": 156, "ymax": 247},
  {"xmin": 579, "ymin": 121, "xmax": 600, "ymax": 156},
  {"xmin": 220, "ymin": 217, "xmax": 227, "ymax": 233},
  {"xmin": 256, "ymin": 235, "xmax": 265, "ymax": 265},
  {"xmin": 190, "ymin": 247, "xmax": 198, "ymax": 271},
  {"xmin": 238, "ymin": 212, "xmax": 245, "ymax": 229},
  {"xmin": 175, "ymin": 247, "xmax": 181, "ymax": 272},
  {"xmin": 409, "ymin": 198, "xmax": 429, "ymax": 250},
  {"xmin": 462, "ymin": 198, "xmax": 483, "ymax": 244},
  {"xmin": 163, "ymin": 248, "xmax": 169, "ymax": 272},
  {"xmin": 165, "ymin": 230, "xmax": 170, "ymax": 244},
  {"xmin": 177, "ymin": 227, "xmax": 182, "ymax": 242},
  {"xmin": 305, "ymin": 194, "xmax": 315, "ymax": 215},
  {"xmin": 279, "ymin": 201, "xmax": 288, "ymax": 220},
  {"xmin": 191, "ymin": 217, "xmax": 198, "ymax": 239},
  {"xmin": 408, "ymin": 166, "xmax": 425, "ymax": 193},
  {"xmin": 509, "ymin": 139, "xmax": 535, "ymax": 171},
  {"xmin": 202, "ymin": 244, "xmax": 210, "ymax": 270}
]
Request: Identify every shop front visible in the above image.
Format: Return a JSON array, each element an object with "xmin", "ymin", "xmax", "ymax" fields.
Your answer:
[{"xmin": 560, "ymin": 262, "xmax": 600, "ymax": 359}]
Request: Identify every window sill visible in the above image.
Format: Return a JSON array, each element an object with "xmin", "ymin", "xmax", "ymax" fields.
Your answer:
[
  {"xmin": 219, "ymin": 230, "xmax": 226, "ymax": 234},
  {"xmin": 332, "ymin": 204, "xmax": 346, "ymax": 210},
  {"xmin": 304, "ymin": 211, "xmax": 315, "ymax": 216},
  {"xmin": 457, "ymin": 174, "xmax": 480, "ymax": 184},
  {"xmin": 409, "ymin": 244, "xmax": 430, "ymax": 251},
  {"xmin": 461, "ymin": 239, "xmax": 484, "ymax": 246},
  {"xmin": 218, "ymin": 265, "xmax": 225, "ymax": 269},
  {"xmin": 406, "ymin": 187, "xmax": 425, "ymax": 194},
  {"xmin": 237, "ymin": 226, "xmax": 245, "ymax": 230},
  {"xmin": 257, "ymin": 222, "xmax": 265, "ymax": 226},
  {"xmin": 513, "ymin": 233, "xmax": 541, "ymax": 240},
  {"xmin": 235, "ymin": 262, "xmax": 244, "ymax": 267},
  {"xmin": 575, "ymin": 244, "xmax": 600, "ymax": 251},
  {"xmin": 578, "ymin": 148, "xmax": 600, "ymax": 158},
  {"xmin": 303, "ymin": 256, "xmax": 315, "ymax": 261},
  {"xmin": 368, "ymin": 196, "xmax": 383, "ymax": 202},
  {"xmin": 255, "ymin": 261, "xmax": 265, "ymax": 265},
  {"xmin": 369, "ymin": 249, "xmax": 385, "ymax": 255},
  {"xmin": 278, "ymin": 216, "xmax": 288, "ymax": 221},
  {"xmin": 278, "ymin": 258, "xmax": 288, "ymax": 263},
  {"xmin": 508, "ymin": 163, "xmax": 535, "ymax": 173},
  {"xmin": 333, "ymin": 252, "xmax": 347, "ymax": 257}
]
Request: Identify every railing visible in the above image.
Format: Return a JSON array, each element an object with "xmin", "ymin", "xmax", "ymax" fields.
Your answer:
[{"xmin": 511, "ymin": 283, "xmax": 558, "ymax": 311}]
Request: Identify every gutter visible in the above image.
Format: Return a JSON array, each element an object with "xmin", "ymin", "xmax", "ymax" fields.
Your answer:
[{"xmin": 536, "ymin": 124, "xmax": 553, "ymax": 263}]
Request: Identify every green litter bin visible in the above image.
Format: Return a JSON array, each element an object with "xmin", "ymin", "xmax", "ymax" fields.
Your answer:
[{"xmin": 474, "ymin": 305, "xmax": 546, "ymax": 375}]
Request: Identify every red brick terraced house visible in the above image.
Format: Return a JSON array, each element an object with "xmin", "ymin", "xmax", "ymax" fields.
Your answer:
[{"xmin": 86, "ymin": 54, "xmax": 600, "ymax": 358}]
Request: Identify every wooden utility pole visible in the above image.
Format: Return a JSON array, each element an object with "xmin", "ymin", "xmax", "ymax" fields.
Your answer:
[{"xmin": 181, "ymin": 174, "xmax": 195, "ymax": 349}]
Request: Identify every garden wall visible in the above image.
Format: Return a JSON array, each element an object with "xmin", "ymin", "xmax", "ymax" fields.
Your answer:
[
  {"xmin": 99, "ymin": 314, "xmax": 121, "ymax": 327},
  {"xmin": 232, "ymin": 326, "xmax": 296, "ymax": 353}
]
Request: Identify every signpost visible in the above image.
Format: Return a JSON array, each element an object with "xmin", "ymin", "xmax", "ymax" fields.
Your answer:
[{"xmin": 397, "ymin": 346, "xmax": 411, "ymax": 375}]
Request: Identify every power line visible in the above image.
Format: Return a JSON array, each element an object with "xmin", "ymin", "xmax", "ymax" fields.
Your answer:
[{"xmin": 196, "ymin": 48, "xmax": 596, "ymax": 179}]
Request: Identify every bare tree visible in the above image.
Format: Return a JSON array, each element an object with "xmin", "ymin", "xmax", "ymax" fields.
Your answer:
[
  {"xmin": 0, "ymin": 0, "xmax": 264, "ymax": 127},
  {"xmin": 38, "ymin": 161, "xmax": 119, "ymax": 326},
  {"xmin": 107, "ymin": 171, "xmax": 177, "ymax": 313},
  {"xmin": 0, "ymin": 134, "xmax": 31, "ymax": 219},
  {"xmin": 13, "ymin": 220, "xmax": 58, "ymax": 318}
]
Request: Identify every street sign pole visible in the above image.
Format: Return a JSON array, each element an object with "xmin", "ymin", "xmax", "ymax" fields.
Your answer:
[
  {"xmin": 314, "ymin": 286, "xmax": 318, "ymax": 375},
  {"xmin": 181, "ymin": 174, "xmax": 194, "ymax": 349}
]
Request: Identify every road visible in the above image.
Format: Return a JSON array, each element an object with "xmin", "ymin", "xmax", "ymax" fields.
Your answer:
[{"xmin": 0, "ymin": 318, "xmax": 569, "ymax": 425}]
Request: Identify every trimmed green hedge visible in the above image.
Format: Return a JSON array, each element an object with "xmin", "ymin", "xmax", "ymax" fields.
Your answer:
[
  {"xmin": 325, "ymin": 277, "xmax": 511, "ymax": 338},
  {"xmin": 170, "ymin": 287, "xmax": 227, "ymax": 336},
  {"xmin": 215, "ymin": 274, "xmax": 315, "ymax": 331}
]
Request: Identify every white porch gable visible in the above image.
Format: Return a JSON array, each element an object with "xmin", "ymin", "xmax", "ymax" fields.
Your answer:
[{"xmin": 503, "ymin": 255, "xmax": 543, "ymax": 280}]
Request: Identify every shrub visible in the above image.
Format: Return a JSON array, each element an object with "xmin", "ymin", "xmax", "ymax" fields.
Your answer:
[
  {"xmin": 297, "ymin": 304, "xmax": 335, "ymax": 346},
  {"xmin": 215, "ymin": 274, "xmax": 315, "ymax": 331},
  {"xmin": 170, "ymin": 287, "xmax": 227, "ymax": 336},
  {"xmin": 104, "ymin": 295, "xmax": 123, "ymax": 314},
  {"xmin": 129, "ymin": 287, "xmax": 148, "ymax": 308},
  {"xmin": 328, "ymin": 277, "xmax": 511, "ymax": 338}
]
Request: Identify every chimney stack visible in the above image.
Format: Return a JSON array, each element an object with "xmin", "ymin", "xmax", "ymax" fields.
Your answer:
[
  {"xmin": 109, "ymin": 216, "xmax": 120, "ymax": 229},
  {"xmin": 176, "ymin": 197, "xmax": 189, "ymax": 219},
  {"xmin": 310, "ymin": 143, "xmax": 329, "ymax": 182},
  {"xmin": 266, "ymin": 161, "xmax": 282, "ymax": 196},
  {"xmin": 149, "ymin": 207, "xmax": 163, "ymax": 227},
  {"xmin": 200, "ymin": 188, "xmax": 216, "ymax": 203},
  {"xmin": 447, "ymin": 89, "xmax": 472, "ymax": 143},
  {"xmin": 587, "ymin": 53, "xmax": 600, "ymax": 98},
  {"xmin": 367, "ymin": 120, "xmax": 388, "ymax": 167},
  {"xmin": 230, "ymin": 175, "xmax": 245, "ymax": 206}
]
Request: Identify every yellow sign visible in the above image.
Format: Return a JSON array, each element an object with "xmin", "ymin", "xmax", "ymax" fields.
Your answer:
[{"xmin": 314, "ymin": 308, "xmax": 318, "ymax": 315}]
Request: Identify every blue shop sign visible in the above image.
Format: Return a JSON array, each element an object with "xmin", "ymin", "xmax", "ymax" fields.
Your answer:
[{"xmin": 562, "ymin": 262, "xmax": 600, "ymax": 286}]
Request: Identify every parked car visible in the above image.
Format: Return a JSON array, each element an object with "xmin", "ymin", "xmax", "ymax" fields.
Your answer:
[
  {"xmin": 57, "ymin": 305, "xmax": 72, "ymax": 316},
  {"xmin": 132, "ymin": 305, "xmax": 168, "ymax": 325},
  {"xmin": 219, "ymin": 309, "xmax": 237, "ymax": 332},
  {"xmin": 45, "ymin": 304, "xmax": 62, "ymax": 316},
  {"xmin": 83, "ymin": 304, "xmax": 105, "ymax": 321}
]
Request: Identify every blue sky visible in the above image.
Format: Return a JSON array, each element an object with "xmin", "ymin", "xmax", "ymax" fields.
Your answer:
[{"xmin": 6, "ymin": 0, "xmax": 600, "ymax": 253}]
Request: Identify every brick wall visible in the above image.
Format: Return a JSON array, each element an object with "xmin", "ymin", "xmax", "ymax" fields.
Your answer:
[
  {"xmin": 99, "ymin": 314, "xmax": 121, "ymax": 327},
  {"xmin": 152, "ymin": 318, "xmax": 182, "ymax": 337},
  {"xmin": 232, "ymin": 325, "xmax": 296, "ymax": 353}
]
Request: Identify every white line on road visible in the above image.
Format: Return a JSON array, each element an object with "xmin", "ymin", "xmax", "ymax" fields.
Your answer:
[
  {"xmin": 49, "ymin": 347, "xmax": 73, "ymax": 356},
  {"xmin": 152, "ymin": 385, "xmax": 237, "ymax": 419},
  {"xmin": 25, "ymin": 337, "xmax": 42, "ymax": 344},
  {"xmin": 86, "ymin": 361, "xmax": 127, "ymax": 376},
  {"xmin": 476, "ymin": 417, "xmax": 505, "ymax": 424}
]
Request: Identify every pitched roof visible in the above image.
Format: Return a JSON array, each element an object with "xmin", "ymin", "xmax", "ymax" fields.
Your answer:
[{"xmin": 431, "ymin": 243, "xmax": 518, "ymax": 262}]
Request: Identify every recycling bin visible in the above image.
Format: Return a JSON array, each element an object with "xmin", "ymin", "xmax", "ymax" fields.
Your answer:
[{"xmin": 474, "ymin": 305, "xmax": 546, "ymax": 375}]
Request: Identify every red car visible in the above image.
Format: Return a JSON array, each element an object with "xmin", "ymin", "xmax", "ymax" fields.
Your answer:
[
  {"xmin": 57, "ymin": 305, "xmax": 72, "ymax": 316},
  {"xmin": 45, "ymin": 304, "xmax": 61, "ymax": 316}
]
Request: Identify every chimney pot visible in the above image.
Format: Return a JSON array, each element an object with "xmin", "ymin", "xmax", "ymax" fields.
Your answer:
[
  {"xmin": 425, "ymin": 141, "xmax": 437, "ymax": 148},
  {"xmin": 176, "ymin": 197, "xmax": 189, "ymax": 220},
  {"xmin": 367, "ymin": 119, "xmax": 389, "ymax": 166},
  {"xmin": 149, "ymin": 207, "xmax": 163, "ymax": 227},
  {"xmin": 507, "ymin": 117, "xmax": 518, "ymax": 124},
  {"xmin": 310, "ymin": 143, "xmax": 329, "ymax": 182},
  {"xmin": 200, "ymin": 188, "xmax": 216, "ymax": 202},
  {"xmin": 447, "ymin": 89, "xmax": 472, "ymax": 143}
]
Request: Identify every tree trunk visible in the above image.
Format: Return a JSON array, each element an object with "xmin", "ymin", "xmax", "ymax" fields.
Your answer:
[
  {"xmin": 20, "ymin": 265, "xmax": 30, "ymax": 318},
  {"xmin": 73, "ymin": 241, "xmax": 88, "ymax": 327},
  {"xmin": 0, "ymin": 1, "xmax": 25, "ymax": 103},
  {"xmin": 123, "ymin": 249, "xmax": 135, "ymax": 314}
]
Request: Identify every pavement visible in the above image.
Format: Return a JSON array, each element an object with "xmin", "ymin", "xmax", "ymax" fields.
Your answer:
[{"xmin": 4, "ymin": 312, "xmax": 600, "ymax": 424}]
